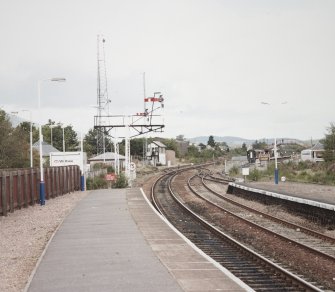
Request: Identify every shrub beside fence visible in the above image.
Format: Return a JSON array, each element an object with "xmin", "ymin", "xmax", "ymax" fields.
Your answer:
[{"xmin": 0, "ymin": 165, "xmax": 81, "ymax": 216}]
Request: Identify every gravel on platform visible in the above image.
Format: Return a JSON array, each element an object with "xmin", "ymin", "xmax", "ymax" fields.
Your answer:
[{"xmin": 0, "ymin": 191, "xmax": 90, "ymax": 292}]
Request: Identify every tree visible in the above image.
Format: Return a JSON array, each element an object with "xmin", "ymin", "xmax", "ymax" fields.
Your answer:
[
  {"xmin": 253, "ymin": 140, "xmax": 267, "ymax": 149},
  {"xmin": 322, "ymin": 123, "xmax": 335, "ymax": 162},
  {"xmin": 161, "ymin": 138, "xmax": 179, "ymax": 156},
  {"xmin": 207, "ymin": 135, "xmax": 216, "ymax": 148},
  {"xmin": 17, "ymin": 121, "xmax": 37, "ymax": 143},
  {"xmin": 130, "ymin": 138, "xmax": 145, "ymax": 157},
  {"xmin": 187, "ymin": 145, "xmax": 200, "ymax": 157},
  {"xmin": 176, "ymin": 134, "xmax": 185, "ymax": 141},
  {"xmin": 17, "ymin": 121, "xmax": 39, "ymax": 166},
  {"xmin": 83, "ymin": 128, "xmax": 115, "ymax": 158},
  {"xmin": 0, "ymin": 109, "xmax": 31, "ymax": 168},
  {"xmin": 113, "ymin": 172, "xmax": 128, "ymax": 188},
  {"xmin": 84, "ymin": 128, "xmax": 98, "ymax": 157},
  {"xmin": 40, "ymin": 121, "xmax": 79, "ymax": 152},
  {"xmin": 199, "ymin": 143, "xmax": 206, "ymax": 150},
  {"xmin": 230, "ymin": 144, "xmax": 247, "ymax": 156}
]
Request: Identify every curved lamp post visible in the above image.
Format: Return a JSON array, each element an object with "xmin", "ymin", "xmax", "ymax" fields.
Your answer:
[
  {"xmin": 49, "ymin": 124, "xmax": 57, "ymax": 147},
  {"xmin": 261, "ymin": 101, "xmax": 287, "ymax": 185},
  {"xmin": 61, "ymin": 124, "xmax": 66, "ymax": 152},
  {"xmin": 38, "ymin": 78, "xmax": 66, "ymax": 205}
]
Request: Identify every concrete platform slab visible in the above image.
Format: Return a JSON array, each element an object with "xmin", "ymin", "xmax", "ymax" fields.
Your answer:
[
  {"xmin": 26, "ymin": 189, "xmax": 184, "ymax": 292},
  {"xmin": 25, "ymin": 187, "xmax": 250, "ymax": 292}
]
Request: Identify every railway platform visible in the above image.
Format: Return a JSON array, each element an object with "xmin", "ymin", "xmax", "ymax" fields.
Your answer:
[
  {"xmin": 229, "ymin": 181, "xmax": 335, "ymax": 211},
  {"xmin": 25, "ymin": 188, "xmax": 250, "ymax": 292}
]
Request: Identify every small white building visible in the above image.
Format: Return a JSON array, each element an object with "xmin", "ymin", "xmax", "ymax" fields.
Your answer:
[
  {"xmin": 147, "ymin": 141, "xmax": 167, "ymax": 166},
  {"xmin": 301, "ymin": 142, "xmax": 324, "ymax": 162}
]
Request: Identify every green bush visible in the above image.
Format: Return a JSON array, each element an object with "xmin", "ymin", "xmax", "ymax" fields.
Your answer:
[
  {"xmin": 107, "ymin": 166, "xmax": 115, "ymax": 173},
  {"xmin": 86, "ymin": 174, "xmax": 108, "ymax": 190},
  {"xmin": 92, "ymin": 163, "xmax": 105, "ymax": 170},
  {"xmin": 249, "ymin": 169, "xmax": 261, "ymax": 181},
  {"xmin": 113, "ymin": 172, "xmax": 128, "ymax": 188},
  {"xmin": 229, "ymin": 166, "xmax": 239, "ymax": 176}
]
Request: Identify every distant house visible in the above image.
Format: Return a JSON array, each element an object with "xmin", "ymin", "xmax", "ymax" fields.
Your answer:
[
  {"xmin": 165, "ymin": 150, "xmax": 176, "ymax": 166},
  {"xmin": 88, "ymin": 152, "xmax": 126, "ymax": 168},
  {"xmin": 147, "ymin": 141, "xmax": 167, "ymax": 166},
  {"xmin": 301, "ymin": 142, "xmax": 324, "ymax": 162},
  {"xmin": 176, "ymin": 140, "xmax": 189, "ymax": 156},
  {"xmin": 33, "ymin": 141, "xmax": 60, "ymax": 157}
]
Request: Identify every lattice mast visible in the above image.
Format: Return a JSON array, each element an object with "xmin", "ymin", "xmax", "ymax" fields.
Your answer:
[
  {"xmin": 142, "ymin": 72, "xmax": 148, "ymax": 164},
  {"xmin": 96, "ymin": 35, "xmax": 110, "ymax": 155}
]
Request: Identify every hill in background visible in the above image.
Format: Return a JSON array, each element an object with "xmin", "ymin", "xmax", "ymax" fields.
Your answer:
[
  {"xmin": 188, "ymin": 136, "xmax": 255, "ymax": 147},
  {"xmin": 188, "ymin": 136, "xmax": 308, "ymax": 148}
]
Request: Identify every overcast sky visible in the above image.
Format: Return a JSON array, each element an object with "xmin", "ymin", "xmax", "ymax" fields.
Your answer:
[{"xmin": 1, "ymin": 0, "xmax": 334, "ymax": 141}]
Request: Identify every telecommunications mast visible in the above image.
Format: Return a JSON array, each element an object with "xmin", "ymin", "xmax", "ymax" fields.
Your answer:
[{"xmin": 96, "ymin": 35, "xmax": 110, "ymax": 155}]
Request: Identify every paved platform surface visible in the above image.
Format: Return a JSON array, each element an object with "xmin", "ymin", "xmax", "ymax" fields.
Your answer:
[
  {"xmin": 26, "ymin": 188, "xmax": 249, "ymax": 292},
  {"xmin": 246, "ymin": 181, "xmax": 335, "ymax": 206},
  {"xmin": 230, "ymin": 181, "xmax": 335, "ymax": 211}
]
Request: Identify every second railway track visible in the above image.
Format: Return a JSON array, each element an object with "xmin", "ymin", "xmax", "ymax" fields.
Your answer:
[{"xmin": 151, "ymin": 165, "xmax": 331, "ymax": 291}]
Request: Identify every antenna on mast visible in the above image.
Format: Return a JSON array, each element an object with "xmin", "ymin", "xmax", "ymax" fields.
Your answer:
[{"xmin": 96, "ymin": 35, "xmax": 110, "ymax": 155}]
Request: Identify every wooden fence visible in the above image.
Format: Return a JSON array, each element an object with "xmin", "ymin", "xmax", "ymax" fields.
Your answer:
[{"xmin": 0, "ymin": 165, "xmax": 81, "ymax": 216}]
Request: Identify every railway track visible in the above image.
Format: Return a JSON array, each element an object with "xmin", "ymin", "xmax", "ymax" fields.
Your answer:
[
  {"xmin": 151, "ymin": 165, "xmax": 326, "ymax": 291},
  {"xmin": 191, "ymin": 174, "xmax": 335, "ymax": 261}
]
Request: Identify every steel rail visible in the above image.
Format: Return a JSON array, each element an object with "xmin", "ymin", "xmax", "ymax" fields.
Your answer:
[
  {"xmin": 187, "ymin": 174, "xmax": 335, "ymax": 262},
  {"xmin": 152, "ymin": 167, "xmax": 323, "ymax": 291},
  {"xmin": 202, "ymin": 175, "xmax": 335, "ymax": 244}
]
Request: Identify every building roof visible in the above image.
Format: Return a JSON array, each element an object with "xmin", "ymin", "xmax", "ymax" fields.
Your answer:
[
  {"xmin": 88, "ymin": 152, "xmax": 125, "ymax": 161},
  {"xmin": 311, "ymin": 141, "xmax": 324, "ymax": 151},
  {"xmin": 32, "ymin": 141, "xmax": 60, "ymax": 156},
  {"xmin": 152, "ymin": 141, "xmax": 166, "ymax": 148}
]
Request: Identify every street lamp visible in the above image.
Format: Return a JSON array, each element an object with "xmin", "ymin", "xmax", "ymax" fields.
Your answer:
[
  {"xmin": 49, "ymin": 124, "xmax": 57, "ymax": 146},
  {"xmin": 38, "ymin": 77, "xmax": 66, "ymax": 205},
  {"xmin": 61, "ymin": 124, "xmax": 66, "ymax": 152},
  {"xmin": 261, "ymin": 101, "xmax": 287, "ymax": 185}
]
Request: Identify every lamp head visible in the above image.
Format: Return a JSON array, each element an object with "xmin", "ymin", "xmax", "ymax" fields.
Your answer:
[{"xmin": 50, "ymin": 78, "xmax": 66, "ymax": 82}]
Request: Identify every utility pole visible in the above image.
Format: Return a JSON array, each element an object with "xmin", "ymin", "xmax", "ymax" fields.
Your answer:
[
  {"xmin": 142, "ymin": 72, "xmax": 148, "ymax": 165},
  {"xmin": 93, "ymin": 47, "xmax": 165, "ymax": 186}
]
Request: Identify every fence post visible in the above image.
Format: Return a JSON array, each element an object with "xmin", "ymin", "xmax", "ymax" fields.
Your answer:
[
  {"xmin": 65, "ymin": 167, "xmax": 69, "ymax": 194},
  {"xmin": 63, "ymin": 167, "xmax": 65, "ymax": 194},
  {"xmin": 50, "ymin": 168, "xmax": 53, "ymax": 198},
  {"xmin": 65, "ymin": 167, "xmax": 68, "ymax": 194},
  {"xmin": 30, "ymin": 168, "xmax": 35, "ymax": 205},
  {"xmin": 46, "ymin": 168, "xmax": 50, "ymax": 200},
  {"xmin": 71, "ymin": 166, "xmax": 74, "ymax": 192},
  {"xmin": 17, "ymin": 170, "xmax": 22, "ymax": 209},
  {"xmin": 75, "ymin": 166, "xmax": 78, "ymax": 190},
  {"xmin": 61, "ymin": 167, "xmax": 64, "ymax": 195},
  {"xmin": 52, "ymin": 167, "xmax": 57, "ymax": 198},
  {"xmin": 69, "ymin": 167, "xmax": 71, "ymax": 193},
  {"xmin": 1, "ymin": 171, "xmax": 7, "ymax": 216},
  {"xmin": 23, "ymin": 170, "xmax": 28, "ymax": 207},
  {"xmin": 56, "ymin": 168, "xmax": 60, "ymax": 196},
  {"xmin": 9, "ymin": 172, "xmax": 14, "ymax": 213},
  {"xmin": 36, "ymin": 168, "xmax": 40, "ymax": 204},
  {"xmin": 67, "ymin": 167, "xmax": 70, "ymax": 193}
]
